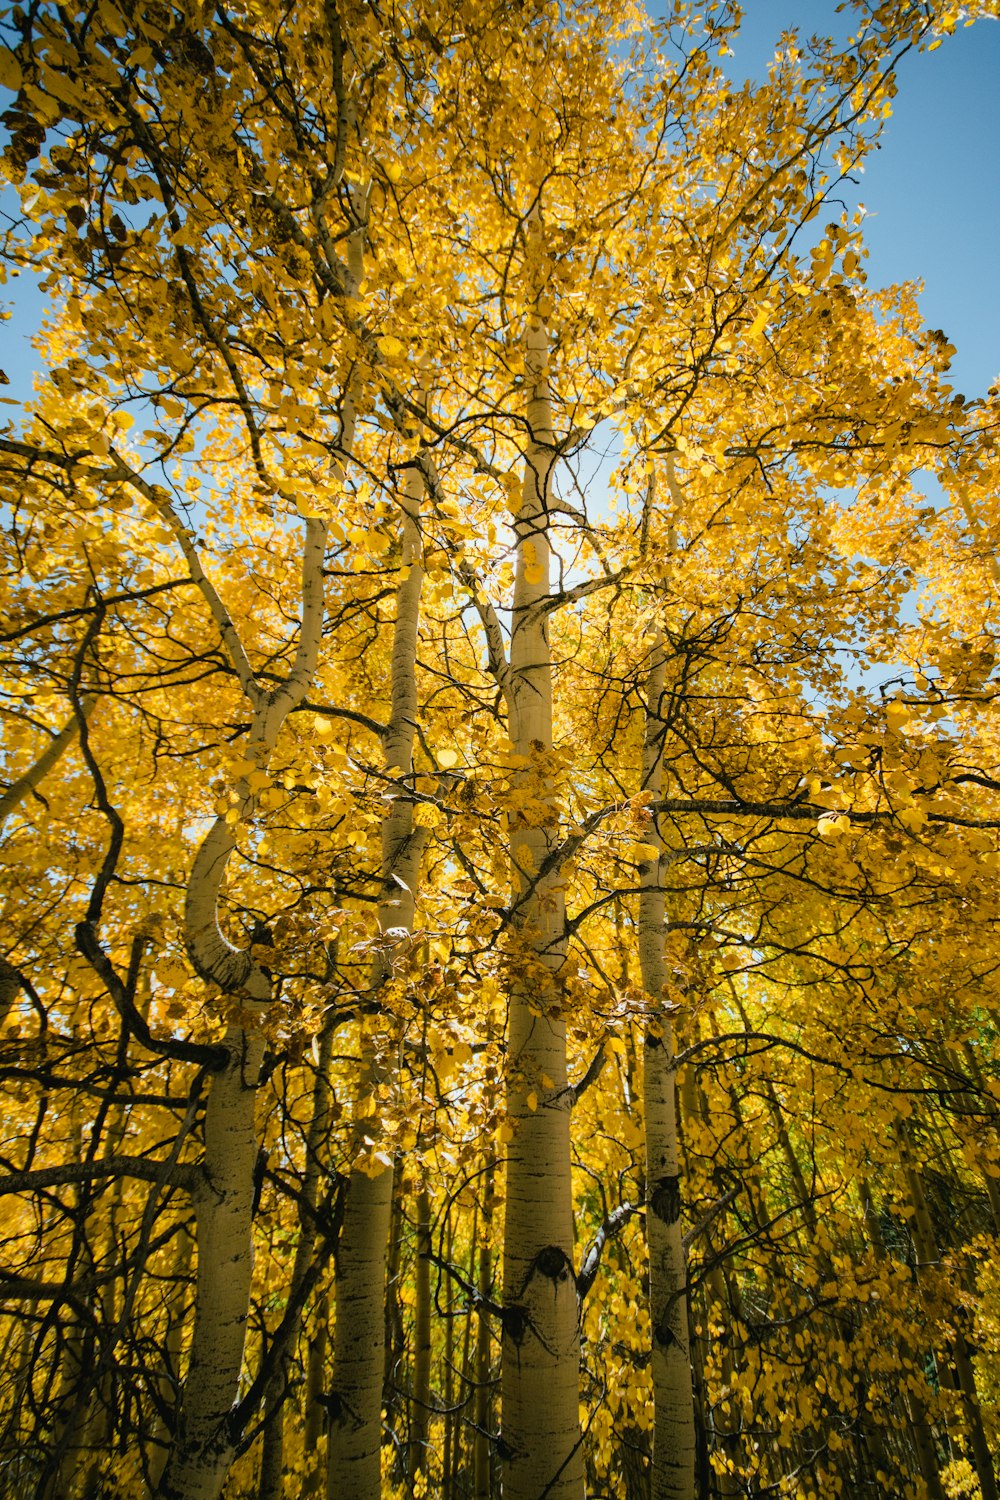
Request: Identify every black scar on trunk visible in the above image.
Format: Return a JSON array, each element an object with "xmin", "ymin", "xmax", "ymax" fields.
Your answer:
[
  {"xmin": 654, "ymin": 1306, "xmax": 681, "ymax": 1350},
  {"xmin": 534, "ymin": 1244, "xmax": 573, "ymax": 1283},
  {"xmin": 650, "ymin": 1173, "xmax": 681, "ymax": 1225},
  {"xmin": 502, "ymin": 1303, "xmax": 529, "ymax": 1346}
]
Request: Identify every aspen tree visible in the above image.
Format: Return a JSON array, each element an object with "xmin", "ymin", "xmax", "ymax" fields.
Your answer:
[
  {"xmin": 257, "ymin": 1005, "xmax": 338, "ymax": 1500},
  {"xmin": 500, "ymin": 220, "xmax": 584, "ymax": 1500},
  {"xmin": 156, "ymin": 505, "xmax": 330, "ymax": 1500},
  {"xmin": 639, "ymin": 626, "xmax": 696, "ymax": 1500},
  {"xmin": 327, "ymin": 410, "xmax": 426, "ymax": 1500},
  {"xmin": 897, "ymin": 1122, "xmax": 999, "ymax": 1500},
  {"xmin": 2, "ymin": 5, "xmax": 1000, "ymax": 1499}
]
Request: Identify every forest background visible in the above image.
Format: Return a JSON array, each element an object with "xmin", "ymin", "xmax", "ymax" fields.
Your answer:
[{"xmin": 2, "ymin": 3, "xmax": 1000, "ymax": 1500}]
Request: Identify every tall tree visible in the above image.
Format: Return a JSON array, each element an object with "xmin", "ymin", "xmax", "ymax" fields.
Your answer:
[{"xmin": 2, "ymin": 4, "xmax": 1000, "ymax": 1500}]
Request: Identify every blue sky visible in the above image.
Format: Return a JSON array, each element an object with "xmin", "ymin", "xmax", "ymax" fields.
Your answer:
[
  {"xmin": 728, "ymin": 2, "xmax": 1000, "ymax": 400},
  {"xmin": 2, "ymin": 6, "xmax": 998, "ymax": 401}
]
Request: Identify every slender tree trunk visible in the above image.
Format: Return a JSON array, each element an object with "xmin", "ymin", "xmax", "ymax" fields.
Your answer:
[
  {"xmin": 150, "ymin": 1222, "xmax": 195, "ymax": 1491},
  {"xmin": 475, "ymin": 1167, "xmax": 495, "ymax": 1500},
  {"xmin": 327, "ymin": 423, "xmax": 425, "ymax": 1500},
  {"xmin": 899, "ymin": 1128, "xmax": 998, "ymax": 1500},
  {"xmin": 156, "ymin": 1024, "xmax": 265, "ymax": 1500},
  {"xmin": 859, "ymin": 1177, "xmax": 935, "ymax": 1482},
  {"xmin": 258, "ymin": 1004, "xmax": 338, "ymax": 1500},
  {"xmin": 442, "ymin": 1211, "xmax": 455, "ymax": 1500},
  {"xmin": 68, "ymin": 1091, "xmax": 130, "ymax": 1500},
  {"xmin": 381, "ymin": 1167, "xmax": 406, "ymax": 1477},
  {"xmin": 39, "ymin": 1107, "xmax": 97, "ymax": 1500},
  {"xmin": 302, "ymin": 1284, "xmax": 331, "ymax": 1498},
  {"xmin": 409, "ymin": 1187, "xmax": 433, "ymax": 1479},
  {"xmin": 678, "ymin": 1044, "xmax": 740, "ymax": 1498},
  {"xmin": 639, "ymin": 633, "xmax": 695, "ymax": 1500},
  {"xmin": 499, "ymin": 269, "xmax": 584, "ymax": 1500},
  {"xmin": 158, "ymin": 514, "xmax": 328, "ymax": 1500},
  {"xmin": 0, "ymin": 696, "xmax": 95, "ymax": 826},
  {"xmin": 455, "ymin": 1209, "xmax": 477, "ymax": 1500}
]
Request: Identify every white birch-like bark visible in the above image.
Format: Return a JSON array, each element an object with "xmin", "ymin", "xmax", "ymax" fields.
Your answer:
[
  {"xmin": 257, "ymin": 1004, "xmax": 338, "ymax": 1500},
  {"xmin": 500, "ymin": 273, "xmax": 584, "ymax": 1500},
  {"xmin": 0, "ymin": 696, "xmax": 95, "ymax": 826},
  {"xmin": 409, "ymin": 1186, "xmax": 433, "ymax": 1478},
  {"xmin": 157, "ymin": 1022, "xmax": 266, "ymax": 1500},
  {"xmin": 150, "ymin": 1223, "xmax": 195, "ymax": 1490},
  {"xmin": 639, "ymin": 634, "xmax": 695, "ymax": 1500},
  {"xmin": 303, "ymin": 1284, "xmax": 331, "ymax": 1496},
  {"xmin": 158, "ymin": 507, "xmax": 330, "ymax": 1500},
  {"xmin": 326, "ymin": 430, "xmax": 425, "ymax": 1500}
]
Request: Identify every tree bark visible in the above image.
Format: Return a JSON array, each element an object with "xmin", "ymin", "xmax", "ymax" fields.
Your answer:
[
  {"xmin": 899, "ymin": 1126, "xmax": 998, "ymax": 1500},
  {"xmin": 159, "ymin": 494, "xmax": 329, "ymax": 1498},
  {"xmin": 0, "ymin": 696, "xmax": 95, "ymax": 826},
  {"xmin": 639, "ymin": 633, "xmax": 695, "ymax": 1500},
  {"xmin": 302, "ymin": 1283, "xmax": 331, "ymax": 1498},
  {"xmin": 409, "ymin": 1187, "xmax": 433, "ymax": 1480},
  {"xmin": 150, "ymin": 1222, "xmax": 195, "ymax": 1491},
  {"xmin": 327, "ymin": 413, "xmax": 425, "ymax": 1500},
  {"xmin": 257, "ymin": 1003, "xmax": 338, "ymax": 1500},
  {"xmin": 500, "ymin": 267, "xmax": 584, "ymax": 1500},
  {"xmin": 475, "ymin": 1166, "xmax": 495, "ymax": 1500},
  {"xmin": 157, "ymin": 1024, "xmax": 265, "ymax": 1500}
]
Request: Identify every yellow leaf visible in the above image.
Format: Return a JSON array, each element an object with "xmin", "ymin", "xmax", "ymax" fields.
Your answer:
[
  {"xmin": 817, "ymin": 813, "xmax": 850, "ymax": 840},
  {"xmin": 438, "ymin": 748, "xmax": 459, "ymax": 769},
  {"xmin": 377, "ymin": 335, "xmax": 405, "ymax": 359},
  {"xmin": 633, "ymin": 841, "xmax": 660, "ymax": 861},
  {"xmin": 747, "ymin": 306, "xmax": 770, "ymax": 340},
  {"xmin": 0, "ymin": 49, "xmax": 23, "ymax": 92}
]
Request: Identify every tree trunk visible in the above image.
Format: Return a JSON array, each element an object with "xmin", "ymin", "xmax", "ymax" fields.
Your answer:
[
  {"xmin": 302, "ymin": 1283, "xmax": 331, "ymax": 1498},
  {"xmin": 0, "ymin": 696, "xmax": 95, "ymax": 826},
  {"xmin": 258, "ymin": 1003, "xmax": 338, "ymax": 1500},
  {"xmin": 500, "ymin": 268, "xmax": 584, "ymax": 1500},
  {"xmin": 409, "ymin": 1187, "xmax": 433, "ymax": 1479},
  {"xmin": 150, "ymin": 1222, "xmax": 195, "ymax": 1491},
  {"xmin": 327, "ymin": 419, "xmax": 425, "ymax": 1500},
  {"xmin": 442, "ymin": 1211, "xmax": 456, "ymax": 1500},
  {"xmin": 899, "ymin": 1129, "xmax": 998, "ymax": 1500},
  {"xmin": 157, "ymin": 1025, "xmax": 265, "ymax": 1500},
  {"xmin": 159, "ymin": 456, "xmax": 330, "ymax": 1497},
  {"xmin": 639, "ymin": 632, "xmax": 695, "ymax": 1500},
  {"xmin": 475, "ymin": 1166, "xmax": 495, "ymax": 1500}
]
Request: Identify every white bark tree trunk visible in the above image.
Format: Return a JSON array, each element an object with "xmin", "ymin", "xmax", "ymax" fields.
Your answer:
[
  {"xmin": 0, "ymin": 695, "xmax": 95, "ymax": 825},
  {"xmin": 257, "ymin": 1003, "xmax": 338, "ymax": 1500},
  {"xmin": 500, "ymin": 275, "xmax": 584, "ymax": 1500},
  {"xmin": 157, "ymin": 1024, "xmax": 265, "ymax": 1500},
  {"xmin": 639, "ymin": 634, "xmax": 695, "ymax": 1500},
  {"xmin": 158, "ymin": 510, "xmax": 330, "ymax": 1500},
  {"xmin": 326, "ymin": 432, "xmax": 425, "ymax": 1500}
]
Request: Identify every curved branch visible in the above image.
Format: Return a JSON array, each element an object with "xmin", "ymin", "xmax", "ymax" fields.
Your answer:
[
  {"xmin": 0, "ymin": 696, "xmax": 96, "ymax": 825},
  {"xmin": 0, "ymin": 1154, "xmax": 199, "ymax": 1197}
]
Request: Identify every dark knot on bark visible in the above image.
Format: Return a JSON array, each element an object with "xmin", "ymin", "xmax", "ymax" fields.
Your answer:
[
  {"xmin": 533, "ymin": 1244, "xmax": 574, "ymax": 1284},
  {"xmin": 502, "ymin": 1303, "xmax": 529, "ymax": 1346},
  {"xmin": 650, "ymin": 1173, "xmax": 681, "ymax": 1225}
]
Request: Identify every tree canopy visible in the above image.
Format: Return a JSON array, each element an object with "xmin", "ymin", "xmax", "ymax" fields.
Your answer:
[{"xmin": 1, "ymin": 2, "xmax": 1000, "ymax": 1498}]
